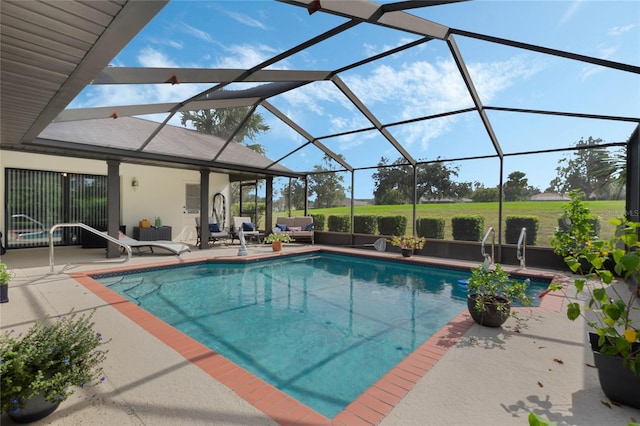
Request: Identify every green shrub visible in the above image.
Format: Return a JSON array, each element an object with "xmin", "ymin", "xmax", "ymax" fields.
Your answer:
[
  {"xmin": 451, "ymin": 215, "xmax": 485, "ymax": 241},
  {"xmin": 311, "ymin": 214, "xmax": 325, "ymax": 231},
  {"xmin": 353, "ymin": 215, "xmax": 378, "ymax": 234},
  {"xmin": 551, "ymin": 190, "xmax": 600, "ymax": 259},
  {"xmin": 377, "ymin": 215, "xmax": 407, "ymax": 236},
  {"xmin": 557, "ymin": 217, "xmax": 601, "ymax": 237},
  {"xmin": 327, "ymin": 215, "xmax": 350, "ymax": 232},
  {"xmin": 416, "ymin": 217, "xmax": 445, "ymax": 239},
  {"xmin": 505, "ymin": 215, "xmax": 539, "ymax": 245}
]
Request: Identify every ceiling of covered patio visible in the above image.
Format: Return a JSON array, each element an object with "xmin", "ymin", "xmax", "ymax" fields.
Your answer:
[{"xmin": 1, "ymin": 0, "xmax": 639, "ymax": 189}]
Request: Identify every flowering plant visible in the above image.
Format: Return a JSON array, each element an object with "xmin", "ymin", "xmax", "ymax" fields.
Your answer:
[
  {"xmin": 550, "ymin": 217, "xmax": 639, "ymax": 372},
  {"xmin": 388, "ymin": 235, "xmax": 426, "ymax": 250},
  {"xmin": 0, "ymin": 309, "xmax": 110, "ymax": 414},
  {"xmin": 264, "ymin": 232, "xmax": 294, "ymax": 243}
]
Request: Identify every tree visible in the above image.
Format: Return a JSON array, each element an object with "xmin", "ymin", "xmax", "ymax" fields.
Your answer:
[
  {"xmin": 278, "ymin": 179, "xmax": 306, "ymax": 211},
  {"xmin": 372, "ymin": 158, "xmax": 413, "ymax": 204},
  {"xmin": 503, "ymin": 171, "xmax": 540, "ymax": 201},
  {"xmin": 180, "ymin": 107, "xmax": 271, "ymax": 209},
  {"xmin": 591, "ymin": 146, "xmax": 627, "ymax": 199},
  {"xmin": 180, "ymin": 107, "xmax": 269, "ymax": 155},
  {"xmin": 547, "ymin": 137, "xmax": 616, "ymax": 200},
  {"xmin": 471, "ymin": 186, "xmax": 500, "ymax": 202},
  {"xmin": 308, "ymin": 155, "xmax": 346, "ymax": 208},
  {"xmin": 372, "ymin": 157, "xmax": 472, "ymax": 204}
]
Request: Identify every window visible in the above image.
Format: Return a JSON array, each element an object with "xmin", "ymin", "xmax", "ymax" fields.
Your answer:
[
  {"xmin": 185, "ymin": 184, "xmax": 200, "ymax": 213},
  {"xmin": 5, "ymin": 168, "xmax": 107, "ymax": 248}
]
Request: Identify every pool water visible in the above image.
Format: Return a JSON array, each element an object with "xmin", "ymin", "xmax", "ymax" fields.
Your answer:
[{"xmin": 96, "ymin": 253, "xmax": 548, "ymax": 417}]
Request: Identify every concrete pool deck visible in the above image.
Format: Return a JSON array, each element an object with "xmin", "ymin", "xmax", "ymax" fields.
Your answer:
[{"xmin": 1, "ymin": 243, "xmax": 639, "ymax": 425}]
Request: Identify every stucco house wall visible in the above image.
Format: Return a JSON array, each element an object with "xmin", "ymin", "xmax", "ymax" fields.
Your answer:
[{"xmin": 0, "ymin": 151, "xmax": 229, "ymax": 243}]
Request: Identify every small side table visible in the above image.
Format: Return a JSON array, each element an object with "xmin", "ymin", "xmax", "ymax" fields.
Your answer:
[{"xmin": 133, "ymin": 226, "xmax": 171, "ymax": 241}]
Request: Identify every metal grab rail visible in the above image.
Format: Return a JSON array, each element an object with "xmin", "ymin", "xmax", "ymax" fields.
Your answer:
[
  {"xmin": 481, "ymin": 227, "xmax": 495, "ymax": 266},
  {"xmin": 517, "ymin": 227, "xmax": 527, "ymax": 269},
  {"xmin": 49, "ymin": 223, "xmax": 132, "ymax": 273}
]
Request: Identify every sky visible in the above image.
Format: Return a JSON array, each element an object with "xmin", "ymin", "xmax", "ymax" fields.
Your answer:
[{"xmin": 70, "ymin": 0, "xmax": 640, "ymax": 199}]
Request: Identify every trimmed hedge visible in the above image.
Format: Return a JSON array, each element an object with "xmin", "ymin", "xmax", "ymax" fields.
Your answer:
[
  {"xmin": 327, "ymin": 215, "xmax": 351, "ymax": 232},
  {"xmin": 451, "ymin": 215, "xmax": 485, "ymax": 241},
  {"xmin": 557, "ymin": 216, "xmax": 601, "ymax": 237},
  {"xmin": 311, "ymin": 214, "xmax": 325, "ymax": 231},
  {"xmin": 377, "ymin": 215, "xmax": 407, "ymax": 236},
  {"xmin": 505, "ymin": 215, "xmax": 539, "ymax": 245},
  {"xmin": 416, "ymin": 217, "xmax": 445, "ymax": 239},
  {"xmin": 354, "ymin": 215, "xmax": 378, "ymax": 234}
]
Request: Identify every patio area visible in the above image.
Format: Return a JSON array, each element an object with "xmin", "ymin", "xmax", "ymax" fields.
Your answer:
[{"xmin": 1, "ymin": 244, "xmax": 638, "ymax": 425}]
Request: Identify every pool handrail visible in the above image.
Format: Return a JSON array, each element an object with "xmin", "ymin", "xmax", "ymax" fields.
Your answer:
[
  {"xmin": 517, "ymin": 227, "xmax": 527, "ymax": 269},
  {"xmin": 11, "ymin": 213, "xmax": 47, "ymax": 238},
  {"xmin": 49, "ymin": 223, "xmax": 132, "ymax": 273},
  {"xmin": 481, "ymin": 227, "xmax": 495, "ymax": 265}
]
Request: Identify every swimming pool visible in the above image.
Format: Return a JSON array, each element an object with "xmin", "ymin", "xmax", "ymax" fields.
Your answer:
[{"xmin": 94, "ymin": 252, "xmax": 548, "ymax": 418}]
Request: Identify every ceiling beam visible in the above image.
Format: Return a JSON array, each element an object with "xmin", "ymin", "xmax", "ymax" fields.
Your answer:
[
  {"xmin": 447, "ymin": 34, "xmax": 503, "ymax": 158},
  {"xmin": 19, "ymin": 1, "xmax": 168, "ymax": 144},
  {"xmin": 92, "ymin": 68, "xmax": 333, "ymax": 85}
]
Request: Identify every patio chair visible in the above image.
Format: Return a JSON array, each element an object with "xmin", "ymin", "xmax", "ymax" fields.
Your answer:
[
  {"xmin": 232, "ymin": 216, "xmax": 261, "ymax": 243},
  {"xmin": 117, "ymin": 232, "xmax": 191, "ymax": 256},
  {"xmin": 195, "ymin": 217, "xmax": 229, "ymax": 247}
]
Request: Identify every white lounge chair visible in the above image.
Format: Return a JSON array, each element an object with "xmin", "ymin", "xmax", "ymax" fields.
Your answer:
[
  {"xmin": 195, "ymin": 217, "xmax": 229, "ymax": 247},
  {"xmin": 232, "ymin": 216, "xmax": 261, "ymax": 243},
  {"xmin": 117, "ymin": 232, "xmax": 191, "ymax": 256}
]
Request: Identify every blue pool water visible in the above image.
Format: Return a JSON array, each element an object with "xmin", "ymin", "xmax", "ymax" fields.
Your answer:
[{"xmin": 95, "ymin": 253, "xmax": 548, "ymax": 417}]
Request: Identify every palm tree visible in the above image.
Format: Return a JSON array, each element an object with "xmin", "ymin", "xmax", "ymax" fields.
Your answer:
[
  {"xmin": 180, "ymin": 107, "xmax": 269, "ymax": 155},
  {"xmin": 180, "ymin": 107, "xmax": 271, "ymax": 216},
  {"xmin": 592, "ymin": 146, "xmax": 627, "ymax": 199}
]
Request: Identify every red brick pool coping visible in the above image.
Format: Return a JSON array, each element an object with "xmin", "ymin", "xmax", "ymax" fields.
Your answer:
[{"xmin": 70, "ymin": 250, "xmax": 567, "ymax": 426}]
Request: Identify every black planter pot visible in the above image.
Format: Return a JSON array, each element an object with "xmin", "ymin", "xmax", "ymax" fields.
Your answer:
[
  {"xmin": 401, "ymin": 248, "xmax": 413, "ymax": 257},
  {"xmin": 588, "ymin": 332, "xmax": 640, "ymax": 408},
  {"xmin": 0, "ymin": 285, "xmax": 7, "ymax": 303},
  {"xmin": 467, "ymin": 294, "xmax": 511, "ymax": 327},
  {"xmin": 7, "ymin": 392, "xmax": 60, "ymax": 424}
]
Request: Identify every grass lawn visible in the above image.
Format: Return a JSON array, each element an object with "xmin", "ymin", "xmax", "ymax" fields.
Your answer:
[{"xmin": 299, "ymin": 200, "xmax": 626, "ymax": 246}]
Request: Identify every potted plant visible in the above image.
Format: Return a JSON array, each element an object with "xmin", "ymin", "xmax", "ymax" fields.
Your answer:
[
  {"xmin": 0, "ymin": 309, "xmax": 110, "ymax": 423},
  {"xmin": 264, "ymin": 232, "xmax": 294, "ymax": 252},
  {"xmin": 466, "ymin": 263, "xmax": 530, "ymax": 327},
  {"xmin": 549, "ymin": 217, "xmax": 639, "ymax": 408},
  {"xmin": 0, "ymin": 263, "xmax": 11, "ymax": 303},
  {"xmin": 388, "ymin": 235, "xmax": 426, "ymax": 257}
]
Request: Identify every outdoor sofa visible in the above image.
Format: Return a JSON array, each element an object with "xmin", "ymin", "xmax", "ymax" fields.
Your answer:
[{"xmin": 274, "ymin": 216, "xmax": 314, "ymax": 244}]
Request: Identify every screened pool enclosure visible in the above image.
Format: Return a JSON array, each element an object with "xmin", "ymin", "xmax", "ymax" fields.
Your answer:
[{"xmin": 1, "ymin": 1, "xmax": 638, "ymax": 259}]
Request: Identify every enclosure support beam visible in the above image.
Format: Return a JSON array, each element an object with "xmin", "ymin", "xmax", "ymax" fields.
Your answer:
[{"xmin": 106, "ymin": 160, "xmax": 121, "ymax": 258}]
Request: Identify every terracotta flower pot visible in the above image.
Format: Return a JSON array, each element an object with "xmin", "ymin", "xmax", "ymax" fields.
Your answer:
[{"xmin": 272, "ymin": 241, "xmax": 282, "ymax": 252}]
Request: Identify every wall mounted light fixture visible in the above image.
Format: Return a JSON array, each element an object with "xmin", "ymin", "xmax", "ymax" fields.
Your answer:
[{"xmin": 131, "ymin": 177, "xmax": 139, "ymax": 188}]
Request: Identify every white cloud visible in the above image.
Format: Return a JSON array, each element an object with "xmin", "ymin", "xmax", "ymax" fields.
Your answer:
[
  {"xmin": 213, "ymin": 44, "xmax": 279, "ymax": 69},
  {"xmin": 166, "ymin": 40, "xmax": 184, "ymax": 50},
  {"xmin": 138, "ymin": 47, "xmax": 178, "ymax": 68},
  {"xmin": 339, "ymin": 55, "xmax": 536, "ymax": 150},
  {"xmin": 224, "ymin": 10, "xmax": 270, "ymax": 30},
  {"xmin": 558, "ymin": 0, "xmax": 584, "ymax": 27},
  {"xmin": 579, "ymin": 45, "xmax": 617, "ymax": 80},
  {"xmin": 182, "ymin": 23, "xmax": 214, "ymax": 43},
  {"xmin": 609, "ymin": 23, "xmax": 637, "ymax": 36}
]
